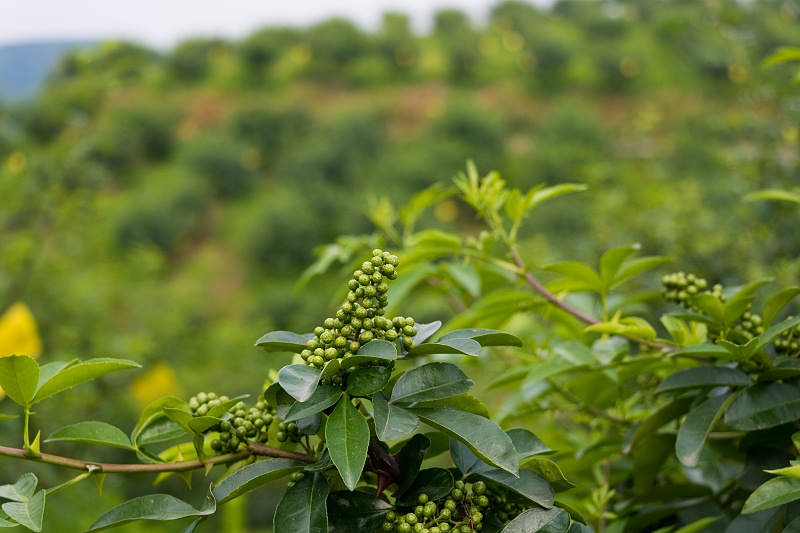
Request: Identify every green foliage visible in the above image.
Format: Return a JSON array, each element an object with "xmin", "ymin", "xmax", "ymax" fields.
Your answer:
[{"xmin": 3, "ymin": 3, "xmax": 800, "ymax": 531}]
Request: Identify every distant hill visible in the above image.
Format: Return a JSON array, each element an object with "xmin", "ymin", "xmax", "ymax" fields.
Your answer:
[{"xmin": 0, "ymin": 40, "xmax": 96, "ymax": 101}]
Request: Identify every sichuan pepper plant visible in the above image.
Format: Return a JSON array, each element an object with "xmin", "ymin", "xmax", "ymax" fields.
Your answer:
[
  {"xmin": 0, "ymin": 248, "xmax": 578, "ymax": 533},
  {"xmin": 304, "ymin": 162, "xmax": 800, "ymax": 532}
]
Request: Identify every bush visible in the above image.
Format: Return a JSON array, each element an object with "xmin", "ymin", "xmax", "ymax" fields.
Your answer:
[
  {"xmin": 168, "ymin": 38, "xmax": 228, "ymax": 82},
  {"xmin": 229, "ymin": 103, "xmax": 312, "ymax": 165},
  {"xmin": 182, "ymin": 134, "xmax": 258, "ymax": 199}
]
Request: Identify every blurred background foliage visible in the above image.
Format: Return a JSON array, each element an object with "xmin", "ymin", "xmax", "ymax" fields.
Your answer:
[{"xmin": 0, "ymin": 0, "xmax": 799, "ymax": 530}]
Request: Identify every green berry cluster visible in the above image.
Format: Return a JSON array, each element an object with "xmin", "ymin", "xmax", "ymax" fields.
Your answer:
[
  {"xmin": 210, "ymin": 398, "xmax": 276, "ymax": 454},
  {"xmin": 188, "ymin": 391, "xmax": 229, "ymax": 416},
  {"xmin": 300, "ymin": 249, "xmax": 418, "ymax": 370},
  {"xmin": 188, "ymin": 393, "xmax": 278, "ymax": 454},
  {"xmin": 382, "ymin": 481, "xmax": 497, "ymax": 533},
  {"xmin": 275, "ymin": 420, "xmax": 302, "ymax": 443},
  {"xmin": 661, "ymin": 272, "xmax": 722, "ymax": 308},
  {"xmin": 732, "ymin": 311, "xmax": 765, "ymax": 342},
  {"xmin": 774, "ymin": 321, "xmax": 800, "ymax": 356}
]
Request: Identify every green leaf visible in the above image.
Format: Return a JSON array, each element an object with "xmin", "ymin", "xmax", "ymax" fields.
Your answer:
[
  {"xmin": 394, "ymin": 434, "xmax": 431, "ymax": 496},
  {"xmin": 255, "ymin": 331, "xmax": 313, "ymax": 353},
  {"xmin": 284, "ymin": 386, "xmax": 343, "ymax": 423},
  {"xmin": 725, "ymin": 382, "xmax": 800, "ymax": 430},
  {"xmin": 519, "ymin": 360, "xmax": 577, "ymax": 390},
  {"xmin": 131, "ymin": 396, "xmax": 187, "ymax": 447},
  {"xmin": 742, "ymin": 476, "xmax": 800, "ymax": 514},
  {"xmin": 414, "ymin": 393, "xmax": 490, "ymax": 418},
  {"xmin": 326, "ymin": 395, "xmax": 370, "ymax": 491},
  {"xmin": 599, "ymin": 245, "xmax": 639, "ymax": 287},
  {"xmin": 437, "ymin": 329, "xmax": 523, "ymax": 347},
  {"xmin": 346, "ymin": 365, "xmax": 393, "ymax": 397},
  {"xmin": 656, "ymin": 367, "xmax": 752, "ymax": 394},
  {"xmin": 161, "ymin": 407, "xmax": 222, "ymax": 437},
  {"xmin": 87, "ymin": 492, "xmax": 215, "ymax": 531},
  {"xmin": 744, "ymin": 188, "xmax": 800, "ymax": 204},
  {"xmin": 327, "ymin": 491, "xmax": 393, "ymax": 533},
  {"xmin": 507, "ymin": 428, "xmax": 553, "ymax": 458},
  {"xmin": 525, "ymin": 183, "xmax": 587, "ymax": 210},
  {"xmin": 755, "ymin": 315, "xmax": 800, "ymax": 353},
  {"xmin": 409, "ymin": 407, "xmax": 518, "ymax": 476},
  {"xmin": 372, "ymin": 392, "xmax": 419, "ymax": 442},
  {"xmin": 543, "ymin": 261, "xmax": 603, "ymax": 294},
  {"xmin": 0, "ymin": 355, "xmax": 39, "ymax": 406},
  {"xmin": 340, "ymin": 340, "xmax": 399, "ymax": 370},
  {"xmin": 766, "ymin": 464, "xmax": 800, "ymax": 479},
  {"xmin": 760, "ymin": 359, "xmax": 800, "ymax": 382},
  {"xmin": 762, "ymin": 287, "xmax": 800, "ymax": 325},
  {"xmin": 676, "ymin": 393, "xmax": 734, "ymax": 467},
  {"xmin": 585, "ymin": 317, "xmax": 656, "ymax": 340},
  {"xmin": 668, "ymin": 343, "xmax": 733, "ymax": 360},
  {"xmin": 717, "ymin": 338, "xmax": 759, "ymax": 362},
  {"xmin": 476, "ymin": 469, "xmax": 555, "ymax": 509},
  {"xmin": 406, "ymin": 338, "xmax": 482, "ymax": 357},
  {"xmin": 205, "ymin": 394, "xmax": 249, "ymax": 418},
  {"xmin": 521, "ymin": 457, "xmax": 576, "ymax": 492},
  {"xmin": 410, "ymin": 321, "xmax": 443, "ymax": 344},
  {"xmin": 442, "ymin": 289, "xmax": 540, "ymax": 333},
  {"xmin": 611, "ymin": 256, "xmax": 672, "ymax": 290},
  {"xmin": 390, "ymin": 363, "xmax": 474, "ymax": 405},
  {"xmin": 212, "ymin": 458, "xmax": 305, "ymax": 504},
  {"xmin": 503, "ymin": 506, "xmax": 569, "ymax": 532},
  {"xmin": 45, "ymin": 421, "xmax": 135, "ymax": 451},
  {"xmin": 278, "ymin": 364, "xmax": 322, "ymax": 402},
  {"xmin": 273, "ymin": 472, "xmax": 329, "ymax": 533},
  {"xmin": 760, "ymin": 47, "xmax": 800, "ymax": 68},
  {"xmin": 624, "ymin": 396, "xmax": 694, "ymax": 453},
  {"xmin": 320, "ymin": 359, "xmax": 341, "ymax": 381},
  {"xmin": 2, "ymin": 490, "xmax": 44, "ymax": 532},
  {"xmin": 36, "ymin": 360, "xmax": 77, "ymax": 389},
  {"xmin": 689, "ymin": 294, "xmax": 725, "ymax": 324},
  {"xmin": 673, "ymin": 517, "xmax": 721, "ymax": 533},
  {"xmin": 394, "ymin": 468, "xmax": 454, "ymax": 506},
  {"xmin": 0, "ymin": 473, "xmax": 37, "ymax": 502},
  {"xmin": 33, "ymin": 358, "xmax": 141, "ymax": 404}
]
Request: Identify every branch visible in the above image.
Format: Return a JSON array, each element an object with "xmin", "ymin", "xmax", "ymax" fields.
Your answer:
[
  {"xmin": 0, "ymin": 442, "xmax": 315, "ymax": 474},
  {"xmin": 509, "ymin": 249, "xmax": 675, "ymax": 352}
]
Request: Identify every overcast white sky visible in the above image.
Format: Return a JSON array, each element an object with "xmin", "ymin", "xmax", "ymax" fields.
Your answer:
[{"xmin": 0, "ymin": 0, "xmax": 543, "ymax": 49}]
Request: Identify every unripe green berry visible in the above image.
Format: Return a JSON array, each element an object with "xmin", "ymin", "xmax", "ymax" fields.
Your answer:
[
  {"xmin": 418, "ymin": 494, "xmax": 429, "ymax": 504},
  {"xmin": 473, "ymin": 481, "xmax": 486, "ymax": 495}
]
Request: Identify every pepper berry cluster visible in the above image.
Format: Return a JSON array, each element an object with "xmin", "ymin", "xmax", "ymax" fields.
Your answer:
[
  {"xmin": 661, "ymin": 272, "xmax": 722, "ymax": 309},
  {"xmin": 300, "ymin": 249, "xmax": 418, "ymax": 371},
  {"xmin": 381, "ymin": 480, "xmax": 515, "ymax": 532},
  {"xmin": 188, "ymin": 393, "xmax": 284, "ymax": 454}
]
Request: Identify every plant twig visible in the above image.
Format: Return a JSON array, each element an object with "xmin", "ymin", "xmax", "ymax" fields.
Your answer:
[
  {"xmin": 0, "ymin": 442, "xmax": 315, "ymax": 474},
  {"xmin": 509, "ymin": 249, "xmax": 675, "ymax": 352}
]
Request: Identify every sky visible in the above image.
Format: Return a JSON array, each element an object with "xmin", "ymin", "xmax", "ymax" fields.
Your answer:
[{"xmin": 0, "ymin": 0, "xmax": 543, "ymax": 49}]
